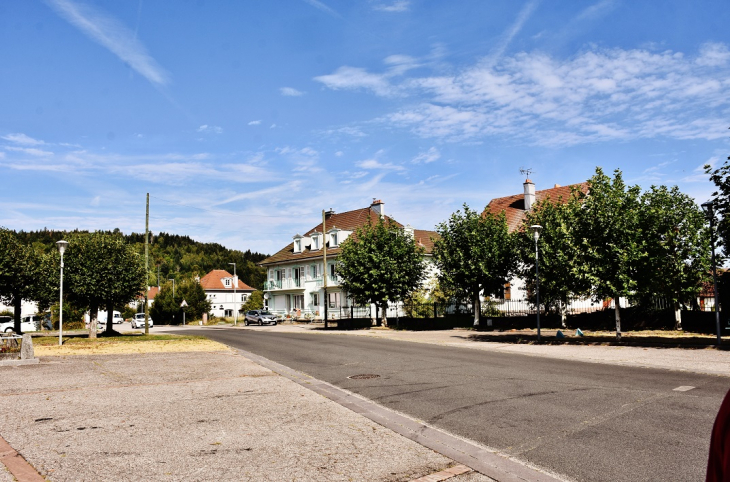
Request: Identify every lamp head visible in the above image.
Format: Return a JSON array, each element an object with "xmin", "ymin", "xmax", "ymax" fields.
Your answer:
[
  {"xmin": 56, "ymin": 240, "xmax": 69, "ymax": 256},
  {"xmin": 701, "ymin": 201, "xmax": 714, "ymax": 219},
  {"xmin": 529, "ymin": 225, "xmax": 543, "ymax": 242}
]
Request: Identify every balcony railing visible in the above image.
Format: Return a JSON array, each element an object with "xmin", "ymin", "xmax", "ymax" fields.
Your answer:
[{"xmin": 264, "ymin": 275, "xmax": 338, "ymax": 291}]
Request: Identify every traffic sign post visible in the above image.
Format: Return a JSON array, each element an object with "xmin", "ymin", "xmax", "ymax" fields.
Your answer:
[{"xmin": 180, "ymin": 300, "xmax": 188, "ymax": 326}]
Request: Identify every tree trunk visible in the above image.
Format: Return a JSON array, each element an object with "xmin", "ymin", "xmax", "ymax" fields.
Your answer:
[
  {"xmin": 105, "ymin": 303, "xmax": 114, "ymax": 335},
  {"xmin": 381, "ymin": 303, "xmax": 388, "ymax": 327},
  {"xmin": 674, "ymin": 299, "xmax": 682, "ymax": 331},
  {"xmin": 89, "ymin": 304, "xmax": 99, "ymax": 339},
  {"xmin": 13, "ymin": 295, "xmax": 22, "ymax": 333},
  {"xmin": 614, "ymin": 294, "xmax": 621, "ymax": 340},
  {"xmin": 473, "ymin": 287, "xmax": 481, "ymax": 326},
  {"xmin": 559, "ymin": 299, "xmax": 567, "ymax": 328}
]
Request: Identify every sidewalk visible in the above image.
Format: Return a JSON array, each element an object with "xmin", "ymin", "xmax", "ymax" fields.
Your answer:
[{"xmin": 0, "ymin": 349, "xmax": 495, "ymax": 481}]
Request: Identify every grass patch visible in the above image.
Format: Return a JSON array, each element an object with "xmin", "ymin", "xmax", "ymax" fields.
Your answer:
[{"xmin": 33, "ymin": 333, "xmax": 230, "ymax": 356}]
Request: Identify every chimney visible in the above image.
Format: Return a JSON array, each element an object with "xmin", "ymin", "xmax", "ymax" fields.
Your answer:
[
  {"xmin": 370, "ymin": 199, "xmax": 384, "ymax": 218},
  {"xmin": 524, "ymin": 179, "xmax": 535, "ymax": 211},
  {"xmin": 325, "ymin": 208, "xmax": 335, "ymax": 219}
]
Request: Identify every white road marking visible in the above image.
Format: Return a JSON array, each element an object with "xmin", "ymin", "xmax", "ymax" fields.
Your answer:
[{"xmin": 673, "ymin": 386, "xmax": 695, "ymax": 392}]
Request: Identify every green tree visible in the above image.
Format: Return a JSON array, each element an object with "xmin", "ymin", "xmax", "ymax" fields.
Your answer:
[
  {"xmin": 149, "ymin": 281, "xmax": 178, "ymax": 324},
  {"xmin": 64, "ymin": 232, "xmax": 146, "ymax": 338},
  {"xmin": 241, "ymin": 290, "xmax": 264, "ymax": 312},
  {"xmin": 433, "ymin": 206, "xmax": 516, "ymax": 326},
  {"xmin": 336, "ymin": 218, "xmax": 426, "ymax": 326},
  {"xmin": 636, "ymin": 185, "xmax": 712, "ymax": 329},
  {"xmin": 150, "ymin": 279, "xmax": 209, "ymax": 324},
  {"xmin": 706, "ymin": 150, "xmax": 730, "ymax": 250},
  {"xmin": 517, "ymin": 193, "xmax": 590, "ymax": 326},
  {"xmin": 177, "ymin": 279, "xmax": 211, "ymax": 323},
  {"xmin": 0, "ymin": 228, "xmax": 56, "ymax": 333},
  {"xmin": 577, "ymin": 168, "xmax": 643, "ymax": 339}
]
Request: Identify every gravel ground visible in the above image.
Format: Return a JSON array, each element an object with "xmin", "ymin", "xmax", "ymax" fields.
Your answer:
[
  {"xmin": 0, "ymin": 351, "xmax": 463, "ymax": 481},
  {"xmin": 0, "ymin": 466, "xmax": 13, "ymax": 482}
]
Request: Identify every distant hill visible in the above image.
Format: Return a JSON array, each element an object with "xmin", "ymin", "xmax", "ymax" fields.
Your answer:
[{"xmin": 12, "ymin": 229, "xmax": 269, "ymax": 290}]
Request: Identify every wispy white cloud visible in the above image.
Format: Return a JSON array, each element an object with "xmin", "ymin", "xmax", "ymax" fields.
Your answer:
[
  {"xmin": 248, "ymin": 120, "xmax": 262, "ymax": 126},
  {"xmin": 357, "ymin": 159, "xmax": 405, "ymax": 171},
  {"xmin": 368, "ymin": 43, "xmax": 730, "ymax": 146},
  {"xmin": 484, "ymin": 0, "xmax": 539, "ymax": 67},
  {"xmin": 574, "ymin": 0, "xmax": 617, "ymax": 22},
  {"xmin": 1, "ymin": 133, "xmax": 45, "ymax": 145},
  {"xmin": 302, "ymin": 0, "xmax": 341, "ymax": 18},
  {"xmin": 373, "ymin": 1, "xmax": 410, "ymax": 12},
  {"xmin": 46, "ymin": 0, "xmax": 169, "ymax": 86},
  {"xmin": 411, "ymin": 147, "xmax": 441, "ymax": 164},
  {"xmin": 5, "ymin": 146, "xmax": 54, "ymax": 157},
  {"xmin": 197, "ymin": 125, "xmax": 223, "ymax": 134},
  {"xmin": 280, "ymin": 87, "xmax": 304, "ymax": 96}
]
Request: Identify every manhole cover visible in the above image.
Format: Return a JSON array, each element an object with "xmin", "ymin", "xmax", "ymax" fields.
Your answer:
[{"xmin": 348, "ymin": 374, "xmax": 380, "ymax": 380}]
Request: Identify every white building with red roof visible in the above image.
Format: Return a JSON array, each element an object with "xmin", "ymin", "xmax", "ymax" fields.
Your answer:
[
  {"xmin": 199, "ymin": 269, "xmax": 255, "ymax": 319},
  {"xmin": 258, "ymin": 199, "xmax": 438, "ymax": 319}
]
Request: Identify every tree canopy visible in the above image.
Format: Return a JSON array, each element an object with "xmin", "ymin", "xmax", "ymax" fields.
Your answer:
[
  {"xmin": 517, "ymin": 191, "xmax": 590, "ymax": 326},
  {"xmin": 336, "ymin": 218, "xmax": 426, "ymax": 326},
  {"xmin": 433, "ymin": 206, "xmax": 516, "ymax": 325},
  {"xmin": 64, "ymin": 232, "xmax": 146, "ymax": 338},
  {"xmin": 150, "ymin": 279, "xmax": 210, "ymax": 325},
  {"xmin": 636, "ymin": 185, "xmax": 711, "ymax": 329},
  {"xmin": 0, "ymin": 228, "xmax": 56, "ymax": 332},
  {"xmin": 575, "ymin": 168, "xmax": 643, "ymax": 338}
]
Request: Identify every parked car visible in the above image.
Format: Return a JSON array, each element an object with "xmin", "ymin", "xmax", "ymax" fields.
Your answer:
[
  {"xmin": 131, "ymin": 313, "xmax": 153, "ymax": 329},
  {"xmin": 244, "ymin": 310, "xmax": 277, "ymax": 326},
  {"xmin": 1, "ymin": 315, "xmax": 39, "ymax": 333}
]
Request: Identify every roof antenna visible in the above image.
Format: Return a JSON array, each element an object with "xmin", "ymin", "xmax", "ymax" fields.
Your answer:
[{"xmin": 519, "ymin": 167, "xmax": 533, "ymax": 180}]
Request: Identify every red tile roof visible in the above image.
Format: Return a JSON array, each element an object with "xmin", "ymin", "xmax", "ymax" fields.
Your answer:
[
  {"xmin": 486, "ymin": 182, "xmax": 588, "ymax": 232},
  {"xmin": 136, "ymin": 286, "xmax": 160, "ymax": 300},
  {"xmin": 259, "ymin": 206, "xmax": 436, "ymax": 266},
  {"xmin": 199, "ymin": 270, "xmax": 255, "ymax": 291}
]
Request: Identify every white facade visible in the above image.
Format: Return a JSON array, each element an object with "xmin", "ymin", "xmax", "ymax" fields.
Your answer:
[
  {"xmin": 0, "ymin": 299, "xmax": 39, "ymax": 317},
  {"xmin": 199, "ymin": 270, "xmax": 255, "ymax": 319}
]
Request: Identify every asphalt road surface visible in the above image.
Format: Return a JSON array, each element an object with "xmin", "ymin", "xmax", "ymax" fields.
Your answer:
[{"xmin": 183, "ymin": 328, "xmax": 728, "ymax": 481}]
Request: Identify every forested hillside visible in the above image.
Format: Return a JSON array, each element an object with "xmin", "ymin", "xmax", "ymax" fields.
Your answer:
[{"xmin": 12, "ymin": 229, "xmax": 268, "ymax": 289}]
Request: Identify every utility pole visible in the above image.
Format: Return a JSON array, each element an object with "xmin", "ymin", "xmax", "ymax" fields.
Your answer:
[
  {"xmin": 144, "ymin": 193, "xmax": 150, "ymax": 335},
  {"xmin": 323, "ymin": 209, "xmax": 328, "ymax": 329}
]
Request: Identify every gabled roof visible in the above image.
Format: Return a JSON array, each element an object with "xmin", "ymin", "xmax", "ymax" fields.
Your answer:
[
  {"xmin": 486, "ymin": 182, "xmax": 588, "ymax": 232},
  {"xmin": 259, "ymin": 206, "xmax": 435, "ymax": 266},
  {"xmin": 136, "ymin": 286, "xmax": 160, "ymax": 300},
  {"xmin": 199, "ymin": 270, "xmax": 255, "ymax": 291}
]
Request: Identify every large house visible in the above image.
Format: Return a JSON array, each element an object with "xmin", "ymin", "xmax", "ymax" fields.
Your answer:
[
  {"xmin": 485, "ymin": 178, "xmax": 596, "ymax": 310},
  {"xmin": 259, "ymin": 200, "xmax": 438, "ymax": 319},
  {"xmin": 199, "ymin": 269, "xmax": 255, "ymax": 318}
]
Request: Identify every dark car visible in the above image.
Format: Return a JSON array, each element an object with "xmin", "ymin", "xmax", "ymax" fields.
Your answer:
[{"xmin": 244, "ymin": 310, "xmax": 277, "ymax": 326}]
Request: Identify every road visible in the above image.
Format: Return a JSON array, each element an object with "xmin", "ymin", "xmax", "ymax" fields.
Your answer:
[{"xmin": 180, "ymin": 327, "xmax": 727, "ymax": 481}]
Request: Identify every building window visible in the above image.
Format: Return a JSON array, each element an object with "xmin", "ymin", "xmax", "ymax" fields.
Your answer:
[
  {"xmin": 329, "ymin": 263, "xmax": 336, "ymax": 277},
  {"xmin": 294, "ymin": 295, "xmax": 304, "ymax": 309},
  {"xmin": 311, "ymin": 293, "xmax": 319, "ymax": 306},
  {"xmin": 331, "ymin": 232, "xmax": 338, "ymax": 246},
  {"xmin": 224, "ymin": 309, "xmax": 233, "ymax": 317},
  {"xmin": 328, "ymin": 292, "xmax": 340, "ymax": 308},
  {"xmin": 224, "ymin": 279, "xmax": 231, "ymax": 287},
  {"xmin": 311, "ymin": 235, "xmax": 320, "ymax": 250},
  {"xmin": 294, "ymin": 239, "xmax": 301, "ymax": 253},
  {"xmin": 242, "ymin": 294, "xmax": 247, "ymax": 302}
]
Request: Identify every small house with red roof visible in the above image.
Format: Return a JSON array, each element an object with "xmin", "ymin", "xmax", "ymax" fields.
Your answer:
[
  {"xmin": 200, "ymin": 269, "xmax": 255, "ymax": 318},
  {"xmin": 258, "ymin": 199, "xmax": 438, "ymax": 318}
]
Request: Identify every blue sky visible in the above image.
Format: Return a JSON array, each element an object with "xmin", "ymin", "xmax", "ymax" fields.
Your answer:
[{"xmin": 1, "ymin": 0, "xmax": 729, "ymax": 254}]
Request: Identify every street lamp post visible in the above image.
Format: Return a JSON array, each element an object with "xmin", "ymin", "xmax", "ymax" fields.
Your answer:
[
  {"xmin": 701, "ymin": 202, "xmax": 722, "ymax": 346},
  {"xmin": 229, "ymin": 262, "xmax": 237, "ymax": 326},
  {"xmin": 56, "ymin": 240, "xmax": 68, "ymax": 346},
  {"xmin": 530, "ymin": 225, "xmax": 543, "ymax": 342},
  {"xmin": 168, "ymin": 279, "xmax": 176, "ymax": 324}
]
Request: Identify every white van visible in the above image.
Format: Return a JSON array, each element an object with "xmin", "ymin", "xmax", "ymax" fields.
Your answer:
[{"xmin": 84, "ymin": 310, "xmax": 122, "ymax": 325}]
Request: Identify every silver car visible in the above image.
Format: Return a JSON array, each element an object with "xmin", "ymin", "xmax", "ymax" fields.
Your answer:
[
  {"xmin": 131, "ymin": 313, "xmax": 153, "ymax": 329},
  {"xmin": 244, "ymin": 310, "xmax": 277, "ymax": 326}
]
